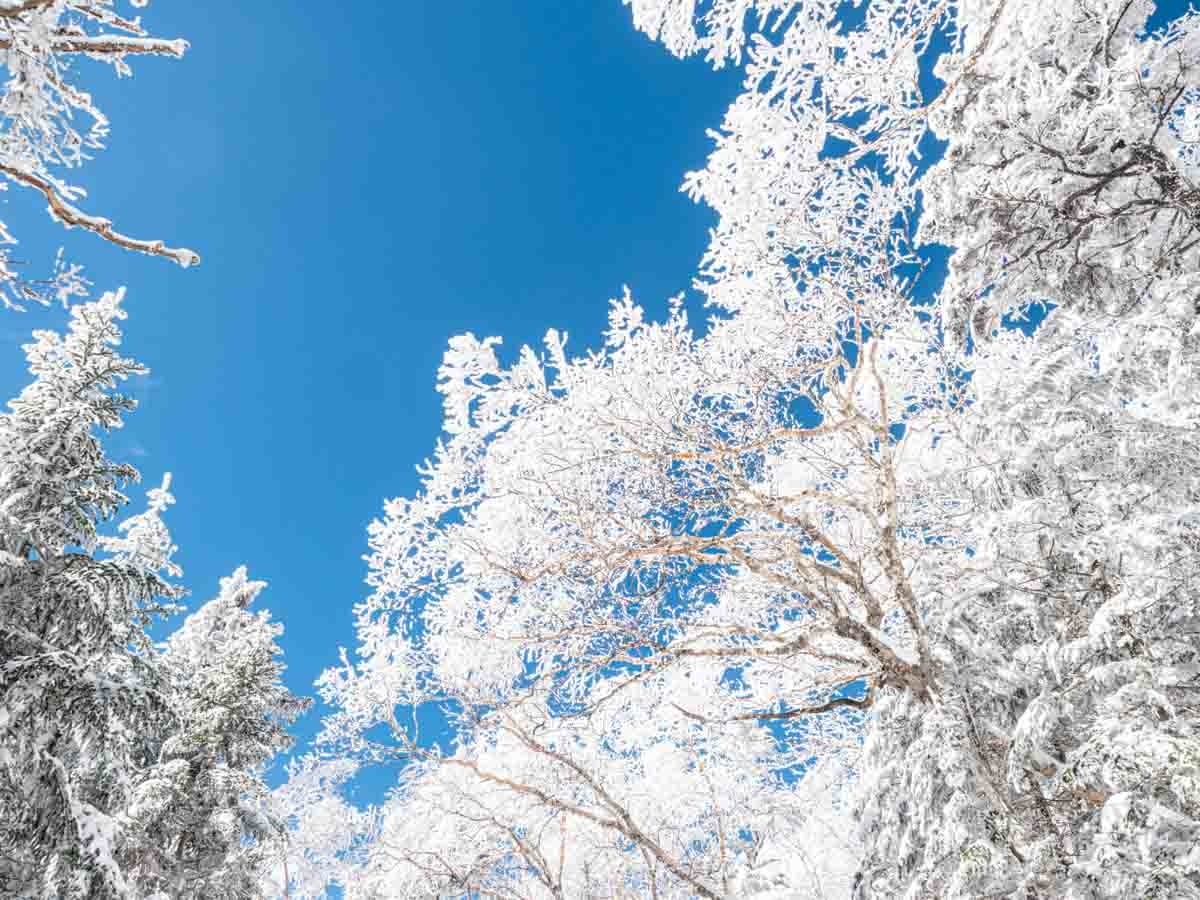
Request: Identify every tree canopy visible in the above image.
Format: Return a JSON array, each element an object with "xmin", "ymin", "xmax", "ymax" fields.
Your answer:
[
  {"xmin": 4, "ymin": 0, "xmax": 1200, "ymax": 897},
  {"xmin": 306, "ymin": 0, "xmax": 1200, "ymax": 897}
]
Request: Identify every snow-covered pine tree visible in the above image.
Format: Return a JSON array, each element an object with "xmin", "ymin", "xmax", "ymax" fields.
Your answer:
[
  {"xmin": 0, "ymin": 291, "xmax": 182, "ymax": 898},
  {"xmin": 122, "ymin": 567, "xmax": 311, "ymax": 900},
  {"xmin": 0, "ymin": 292, "xmax": 307, "ymax": 899}
]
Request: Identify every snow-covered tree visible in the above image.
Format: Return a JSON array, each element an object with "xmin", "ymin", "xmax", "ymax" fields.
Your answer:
[
  {"xmin": 854, "ymin": 301, "xmax": 1200, "ymax": 898},
  {"xmin": 122, "ymin": 567, "xmax": 310, "ymax": 900},
  {"xmin": 626, "ymin": 1, "xmax": 1200, "ymax": 896},
  {"xmin": 314, "ymin": 253, "xmax": 945, "ymax": 897},
  {"xmin": 337, "ymin": 677, "xmax": 861, "ymax": 899},
  {"xmin": 920, "ymin": 0, "xmax": 1200, "ymax": 334},
  {"xmin": 0, "ymin": 0, "xmax": 198, "ymax": 307},
  {"xmin": 0, "ymin": 291, "xmax": 182, "ymax": 898},
  {"xmin": 309, "ymin": 0, "xmax": 1200, "ymax": 897},
  {"xmin": 0, "ymin": 293, "xmax": 305, "ymax": 899},
  {"xmin": 265, "ymin": 755, "xmax": 374, "ymax": 900}
]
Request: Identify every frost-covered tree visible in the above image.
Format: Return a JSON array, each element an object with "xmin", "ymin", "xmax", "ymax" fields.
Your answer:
[
  {"xmin": 0, "ymin": 0, "xmax": 198, "ymax": 307},
  {"xmin": 316, "ymin": 260, "xmax": 945, "ymax": 897},
  {"xmin": 854, "ymin": 302, "xmax": 1200, "ymax": 898},
  {"xmin": 340, "ymin": 680, "xmax": 861, "ymax": 899},
  {"xmin": 311, "ymin": 0, "xmax": 1200, "ymax": 897},
  {"xmin": 920, "ymin": 0, "xmax": 1200, "ymax": 333},
  {"xmin": 625, "ymin": 1, "xmax": 1200, "ymax": 896},
  {"xmin": 265, "ymin": 755, "xmax": 374, "ymax": 900},
  {"xmin": 122, "ymin": 567, "xmax": 310, "ymax": 900},
  {"xmin": 0, "ymin": 291, "xmax": 182, "ymax": 898},
  {"xmin": 0, "ymin": 293, "xmax": 304, "ymax": 899}
]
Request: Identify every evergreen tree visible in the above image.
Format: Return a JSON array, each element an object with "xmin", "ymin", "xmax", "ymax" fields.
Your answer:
[
  {"xmin": 0, "ymin": 292, "xmax": 306, "ymax": 899},
  {"xmin": 0, "ymin": 291, "xmax": 180, "ymax": 898},
  {"xmin": 123, "ymin": 567, "xmax": 310, "ymax": 899}
]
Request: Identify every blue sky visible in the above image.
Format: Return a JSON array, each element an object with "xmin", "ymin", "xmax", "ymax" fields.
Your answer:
[{"xmin": 0, "ymin": 1, "xmax": 739, "ymax": 795}]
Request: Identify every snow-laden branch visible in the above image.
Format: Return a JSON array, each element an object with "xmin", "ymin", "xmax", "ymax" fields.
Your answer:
[
  {"xmin": 0, "ymin": 33, "xmax": 188, "ymax": 55},
  {"xmin": 0, "ymin": 0, "xmax": 55, "ymax": 19},
  {"xmin": 0, "ymin": 164, "xmax": 199, "ymax": 267},
  {"xmin": 0, "ymin": 0, "xmax": 198, "ymax": 301}
]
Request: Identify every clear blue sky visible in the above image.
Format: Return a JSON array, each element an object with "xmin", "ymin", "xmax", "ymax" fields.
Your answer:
[{"xmin": 0, "ymin": 1, "xmax": 739, "ymax": 796}]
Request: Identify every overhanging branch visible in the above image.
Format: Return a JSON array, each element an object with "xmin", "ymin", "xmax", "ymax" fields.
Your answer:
[{"xmin": 0, "ymin": 164, "xmax": 199, "ymax": 268}]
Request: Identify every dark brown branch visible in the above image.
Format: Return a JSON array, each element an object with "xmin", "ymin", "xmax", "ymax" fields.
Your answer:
[
  {"xmin": 0, "ymin": 0, "xmax": 55, "ymax": 19},
  {"xmin": 672, "ymin": 680, "xmax": 874, "ymax": 724}
]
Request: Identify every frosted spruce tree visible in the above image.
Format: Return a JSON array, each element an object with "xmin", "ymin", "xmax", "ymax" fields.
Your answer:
[
  {"xmin": 0, "ymin": 292, "xmax": 182, "ymax": 898},
  {"xmin": 0, "ymin": 293, "xmax": 306, "ymax": 899},
  {"xmin": 122, "ymin": 567, "xmax": 311, "ymax": 899}
]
